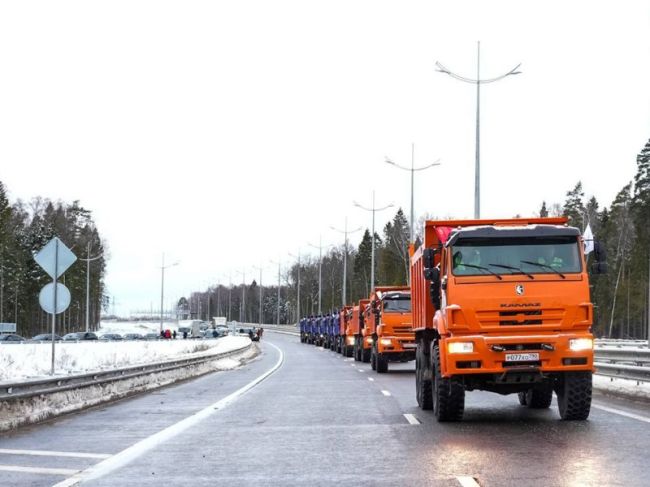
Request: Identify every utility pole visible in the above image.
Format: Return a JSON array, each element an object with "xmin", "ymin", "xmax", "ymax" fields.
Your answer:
[
  {"xmin": 385, "ymin": 143, "xmax": 440, "ymax": 243},
  {"xmin": 228, "ymin": 272, "xmax": 232, "ymax": 321},
  {"xmin": 436, "ymin": 42, "xmax": 521, "ymax": 218},
  {"xmin": 354, "ymin": 191, "xmax": 394, "ymax": 293},
  {"xmin": 331, "ymin": 218, "xmax": 362, "ymax": 306}
]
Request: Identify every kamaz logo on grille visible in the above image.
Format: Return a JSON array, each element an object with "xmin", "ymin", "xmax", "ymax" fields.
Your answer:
[
  {"xmin": 515, "ymin": 284, "xmax": 524, "ymax": 295},
  {"xmin": 500, "ymin": 303, "xmax": 540, "ymax": 308}
]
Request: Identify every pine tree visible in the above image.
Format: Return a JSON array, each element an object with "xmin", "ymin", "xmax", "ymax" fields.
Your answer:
[{"xmin": 562, "ymin": 182, "xmax": 586, "ymax": 229}]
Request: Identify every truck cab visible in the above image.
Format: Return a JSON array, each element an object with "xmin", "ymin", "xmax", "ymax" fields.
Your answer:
[
  {"xmin": 339, "ymin": 307, "xmax": 353, "ymax": 356},
  {"xmin": 364, "ymin": 286, "xmax": 414, "ymax": 373},
  {"xmin": 411, "ymin": 218, "xmax": 606, "ymax": 421}
]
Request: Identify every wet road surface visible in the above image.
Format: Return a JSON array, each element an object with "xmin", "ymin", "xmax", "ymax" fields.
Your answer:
[{"xmin": 1, "ymin": 331, "xmax": 650, "ymax": 486}]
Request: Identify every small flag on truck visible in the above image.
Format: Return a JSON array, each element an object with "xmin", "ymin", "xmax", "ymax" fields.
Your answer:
[{"xmin": 583, "ymin": 223, "xmax": 594, "ymax": 255}]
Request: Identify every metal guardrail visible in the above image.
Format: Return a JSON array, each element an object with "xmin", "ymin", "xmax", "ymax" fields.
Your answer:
[
  {"xmin": 0, "ymin": 343, "xmax": 252, "ymax": 401},
  {"xmin": 595, "ymin": 347, "xmax": 650, "ymax": 383}
]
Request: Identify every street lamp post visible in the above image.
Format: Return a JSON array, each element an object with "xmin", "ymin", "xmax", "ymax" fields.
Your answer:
[
  {"xmin": 236, "ymin": 269, "xmax": 246, "ymax": 323},
  {"xmin": 253, "ymin": 264, "xmax": 264, "ymax": 326},
  {"xmin": 160, "ymin": 253, "xmax": 179, "ymax": 333},
  {"xmin": 79, "ymin": 242, "xmax": 103, "ymax": 332},
  {"xmin": 385, "ymin": 143, "xmax": 441, "ymax": 243},
  {"xmin": 308, "ymin": 236, "xmax": 332, "ymax": 315},
  {"xmin": 330, "ymin": 218, "xmax": 361, "ymax": 306},
  {"xmin": 288, "ymin": 251, "xmax": 301, "ymax": 324},
  {"xmin": 436, "ymin": 42, "xmax": 521, "ymax": 218},
  {"xmin": 354, "ymin": 191, "xmax": 394, "ymax": 293},
  {"xmin": 270, "ymin": 259, "xmax": 282, "ymax": 325}
]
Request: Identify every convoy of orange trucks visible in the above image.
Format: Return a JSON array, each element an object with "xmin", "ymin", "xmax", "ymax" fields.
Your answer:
[{"xmin": 299, "ymin": 216, "xmax": 606, "ymax": 422}]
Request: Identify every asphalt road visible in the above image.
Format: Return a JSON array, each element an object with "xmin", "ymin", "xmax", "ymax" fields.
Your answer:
[{"xmin": 1, "ymin": 331, "xmax": 650, "ymax": 486}]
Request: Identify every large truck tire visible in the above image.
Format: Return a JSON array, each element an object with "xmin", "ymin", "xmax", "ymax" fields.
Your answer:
[
  {"xmin": 362, "ymin": 346, "xmax": 371, "ymax": 363},
  {"xmin": 371, "ymin": 346, "xmax": 377, "ymax": 371},
  {"xmin": 525, "ymin": 384, "xmax": 553, "ymax": 409},
  {"xmin": 556, "ymin": 372, "xmax": 592, "ymax": 420},
  {"xmin": 517, "ymin": 392, "xmax": 527, "ymax": 406},
  {"xmin": 415, "ymin": 342, "xmax": 433, "ymax": 410},
  {"xmin": 337, "ymin": 338, "xmax": 343, "ymax": 354},
  {"xmin": 432, "ymin": 345, "xmax": 464, "ymax": 422},
  {"xmin": 376, "ymin": 353, "xmax": 388, "ymax": 373},
  {"xmin": 345, "ymin": 344, "xmax": 353, "ymax": 358}
]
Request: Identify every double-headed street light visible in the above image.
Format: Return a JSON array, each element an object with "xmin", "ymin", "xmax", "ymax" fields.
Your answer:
[
  {"xmin": 330, "ymin": 218, "xmax": 361, "ymax": 307},
  {"xmin": 385, "ymin": 143, "xmax": 440, "ymax": 243},
  {"xmin": 354, "ymin": 191, "xmax": 394, "ymax": 293},
  {"xmin": 160, "ymin": 253, "xmax": 179, "ymax": 333},
  {"xmin": 436, "ymin": 41, "xmax": 521, "ymax": 218}
]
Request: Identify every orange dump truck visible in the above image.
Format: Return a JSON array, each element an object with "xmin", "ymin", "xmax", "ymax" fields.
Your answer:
[
  {"xmin": 351, "ymin": 299, "xmax": 370, "ymax": 362},
  {"xmin": 410, "ymin": 217, "xmax": 606, "ymax": 421},
  {"xmin": 338, "ymin": 306, "xmax": 353, "ymax": 356},
  {"xmin": 363, "ymin": 286, "xmax": 414, "ymax": 373}
]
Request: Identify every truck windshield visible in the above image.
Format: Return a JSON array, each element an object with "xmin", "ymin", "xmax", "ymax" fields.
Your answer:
[
  {"xmin": 383, "ymin": 297, "xmax": 411, "ymax": 312},
  {"xmin": 451, "ymin": 236, "xmax": 581, "ymax": 276}
]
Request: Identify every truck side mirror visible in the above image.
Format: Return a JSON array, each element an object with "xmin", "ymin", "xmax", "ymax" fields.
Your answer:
[
  {"xmin": 423, "ymin": 248, "xmax": 436, "ymax": 269},
  {"xmin": 593, "ymin": 240, "xmax": 607, "ymax": 263},
  {"xmin": 427, "ymin": 267, "xmax": 441, "ymax": 310},
  {"xmin": 591, "ymin": 261, "xmax": 608, "ymax": 274}
]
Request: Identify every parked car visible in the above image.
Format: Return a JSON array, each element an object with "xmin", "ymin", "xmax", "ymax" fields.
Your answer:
[
  {"xmin": 144, "ymin": 333, "xmax": 160, "ymax": 340},
  {"xmin": 123, "ymin": 333, "xmax": 145, "ymax": 340},
  {"xmin": 63, "ymin": 333, "xmax": 80, "ymax": 341},
  {"xmin": 31, "ymin": 333, "xmax": 63, "ymax": 341},
  {"xmin": 0, "ymin": 333, "xmax": 26, "ymax": 342},
  {"xmin": 77, "ymin": 332, "xmax": 99, "ymax": 341},
  {"xmin": 99, "ymin": 333, "xmax": 123, "ymax": 341}
]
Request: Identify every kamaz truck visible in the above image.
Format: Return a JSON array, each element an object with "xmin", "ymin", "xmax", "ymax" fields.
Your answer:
[
  {"xmin": 352, "ymin": 299, "xmax": 370, "ymax": 362},
  {"xmin": 339, "ymin": 307, "xmax": 353, "ymax": 356},
  {"xmin": 364, "ymin": 286, "xmax": 415, "ymax": 373},
  {"xmin": 410, "ymin": 217, "xmax": 606, "ymax": 421}
]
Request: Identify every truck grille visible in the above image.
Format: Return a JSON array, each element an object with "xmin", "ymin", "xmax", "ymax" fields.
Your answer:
[{"xmin": 476, "ymin": 308, "xmax": 564, "ymax": 327}]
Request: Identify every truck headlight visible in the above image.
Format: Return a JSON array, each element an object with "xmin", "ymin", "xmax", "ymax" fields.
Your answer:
[
  {"xmin": 569, "ymin": 338, "xmax": 593, "ymax": 352},
  {"xmin": 380, "ymin": 338, "xmax": 392, "ymax": 346},
  {"xmin": 365, "ymin": 337, "xmax": 373, "ymax": 344},
  {"xmin": 448, "ymin": 342, "xmax": 474, "ymax": 354},
  {"xmin": 346, "ymin": 336, "xmax": 355, "ymax": 345}
]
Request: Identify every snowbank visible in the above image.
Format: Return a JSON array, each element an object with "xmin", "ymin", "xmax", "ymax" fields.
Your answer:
[
  {"xmin": 0, "ymin": 335, "xmax": 250, "ymax": 382},
  {"xmin": 0, "ymin": 344, "xmax": 258, "ymax": 431},
  {"xmin": 594, "ymin": 375, "xmax": 650, "ymax": 403}
]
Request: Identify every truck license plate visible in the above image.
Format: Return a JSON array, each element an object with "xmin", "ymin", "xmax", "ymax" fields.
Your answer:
[{"xmin": 505, "ymin": 353, "xmax": 539, "ymax": 362}]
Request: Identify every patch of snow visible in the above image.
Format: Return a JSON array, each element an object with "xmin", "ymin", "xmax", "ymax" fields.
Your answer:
[
  {"xmin": 0, "ymin": 345, "xmax": 258, "ymax": 431},
  {"xmin": 594, "ymin": 374, "xmax": 650, "ymax": 403},
  {"xmin": 0, "ymin": 335, "xmax": 250, "ymax": 382}
]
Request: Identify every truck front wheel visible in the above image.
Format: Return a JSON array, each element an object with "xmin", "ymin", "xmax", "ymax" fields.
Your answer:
[
  {"xmin": 371, "ymin": 345, "xmax": 377, "ymax": 370},
  {"xmin": 524, "ymin": 384, "xmax": 553, "ymax": 409},
  {"xmin": 556, "ymin": 372, "xmax": 592, "ymax": 420},
  {"xmin": 376, "ymin": 353, "xmax": 388, "ymax": 373},
  {"xmin": 415, "ymin": 342, "xmax": 433, "ymax": 410},
  {"xmin": 432, "ymin": 345, "xmax": 464, "ymax": 422},
  {"xmin": 362, "ymin": 345, "xmax": 371, "ymax": 363}
]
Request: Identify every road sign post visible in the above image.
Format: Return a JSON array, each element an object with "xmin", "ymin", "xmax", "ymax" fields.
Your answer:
[{"xmin": 34, "ymin": 237, "xmax": 77, "ymax": 375}]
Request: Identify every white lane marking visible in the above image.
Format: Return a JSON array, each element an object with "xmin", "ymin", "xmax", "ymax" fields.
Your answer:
[
  {"xmin": 381, "ymin": 390, "xmax": 391, "ymax": 396},
  {"xmin": 358, "ymin": 369, "xmax": 365, "ymax": 372},
  {"xmin": 0, "ymin": 465, "xmax": 79, "ymax": 476},
  {"xmin": 593, "ymin": 403, "xmax": 650, "ymax": 423},
  {"xmin": 403, "ymin": 414, "xmax": 420, "ymax": 425},
  {"xmin": 350, "ymin": 363, "xmax": 356, "ymax": 366},
  {"xmin": 368, "ymin": 377, "xmax": 374, "ymax": 382},
  {"xmin": 456, "ymin": 476, "xmax": 480, "ymax": 487},
  {"xmin": 54, "ymin": 342, "xmax": 284, "ymax": 487},
  {"xmin": 0, "ymin": 449, "xmax": 110, "ymax": 459}
]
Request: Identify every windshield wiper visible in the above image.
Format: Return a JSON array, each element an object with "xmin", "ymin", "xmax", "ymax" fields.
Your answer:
[
  {"xmin": 460, "ymin": 263, "xmax": 503, "ymax": 280},
  {"xmin": 520, "ymin": 260, "xmax": 566, "ymax": 279},
  {"xmin": 488, "ymin": 263, "xmax": 535, "ymax": 280}
]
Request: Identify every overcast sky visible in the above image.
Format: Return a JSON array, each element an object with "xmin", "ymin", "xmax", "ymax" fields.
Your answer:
[{"xmin": 1, "ymin": 1, "xmax": 649, "ymax": 316}]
